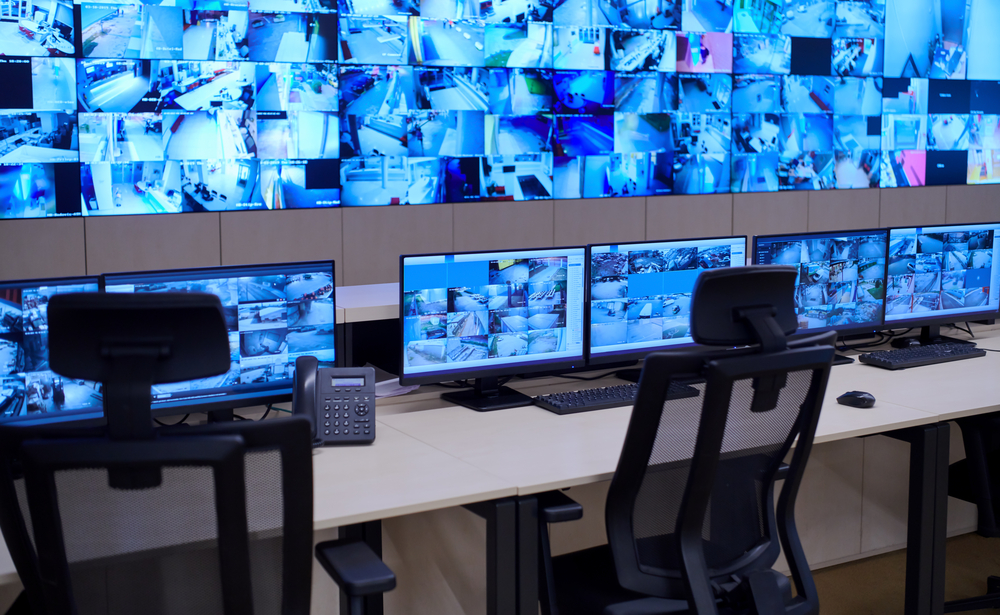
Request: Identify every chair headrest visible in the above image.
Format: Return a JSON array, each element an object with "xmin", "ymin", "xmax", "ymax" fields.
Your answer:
[
  {"xmin": 690, "ymin": 266, "xmax": 799, "ymax": 348},
  {"xmin": 48, "ymin": 292, "xmax": 231, "ymax": 385}
]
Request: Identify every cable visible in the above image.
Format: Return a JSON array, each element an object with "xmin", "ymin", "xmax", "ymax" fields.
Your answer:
[
  {"xmin": 439, "ymin": 380, "xmax": 469, "ymax": 389},
  {"xmin": 950, "ymin": 322, "xmax": 974, "ymax": 338},
  {"xmin": 154, "ymin": 414, "xmax": 189, "ymax": 427},
  {"xmin": 836, "ymin": 333, "xmax": 891, "ymax": 353},
  {"xmin": 260, "ymin": 404, "xmax": 272, "ymax": 421}
]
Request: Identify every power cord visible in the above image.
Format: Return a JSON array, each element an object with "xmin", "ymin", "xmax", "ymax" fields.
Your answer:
[{"xmin": 154, "ymin": 414, "xmax": 189, "ymax": 427}]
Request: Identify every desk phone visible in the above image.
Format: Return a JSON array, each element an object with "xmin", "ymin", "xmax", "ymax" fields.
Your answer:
[{"xmin": 293, "ymin": 356, "xmax": 376, "ymax": 446}]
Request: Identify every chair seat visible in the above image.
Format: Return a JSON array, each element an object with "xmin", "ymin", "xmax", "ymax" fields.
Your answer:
[{"xmin": 552, "ymin": 545, "xmax": 682, "ymax": 615}]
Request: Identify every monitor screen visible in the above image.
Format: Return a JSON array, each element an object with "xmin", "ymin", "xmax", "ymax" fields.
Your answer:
[
  {"xmin": 588, "ymin": 235, "xmax": 746, "ymax": 363},
  {"xmin": 885, "ymin": 222, "xmax": 1000, "ymax": 326},
  {"xmin": 400, "ymin": 246, "xmax": 586, "ymax": 384},
  {"xmin": 10, "ymin": 1, "xmax": 1000, "ymax": 218},
  {"xmin": 102, "ymin": 260, "xmax": 336, "ymax": 415},
  {"xmin": 0, "ymin": 276, "xmax": 103, "ymax": 426},
  {"xmin": 753, "ymin": 229, "xmax": 888, "ymax": 336}
]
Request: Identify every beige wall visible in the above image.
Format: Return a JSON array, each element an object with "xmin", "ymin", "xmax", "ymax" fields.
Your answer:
[{"xmin": 2, "ymin": 185, "xmax": 999, "ymax": 284}]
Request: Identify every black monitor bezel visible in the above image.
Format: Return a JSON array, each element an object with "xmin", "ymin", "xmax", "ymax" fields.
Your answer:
[
  {"xmin": 398, "ymin": 245, "xmax": 587, "ymax": 387},
  {"xmin": 585, "ymin": 234, "xmax": 749, "ymax": 365},
  {"xmin": 882, "ymin": 221, "xmax": 1000, "ymax": 330},
  {"xmin": 100, "ymin": 259, "xmax": 337, "ymax": 418},
  {"xmin": 0, "ymin": 274, "xmax": 106, "ymax": 427},
  {"xmin": 751, "ymin": 227, "xmax": 890, "ymax": 339}
]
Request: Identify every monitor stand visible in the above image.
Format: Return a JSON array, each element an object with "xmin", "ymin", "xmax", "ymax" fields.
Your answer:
[
  {"xmin": 440, "ymin": 376, "xmax": 533, "ymax": 412},
  {"xmin": 615, "ymin": 368, "xmax": 641, "ymax": 383},
  {"xmin": 832, "ymin": 354, "xmax": 855, "ymax": 365},
  {"xmin": 890, "ymin": 324, "xmax": 974, "ymax": 348},
  {"xmin": 208, "ymin": 409, "xmax": 234, "ymax": 422}
]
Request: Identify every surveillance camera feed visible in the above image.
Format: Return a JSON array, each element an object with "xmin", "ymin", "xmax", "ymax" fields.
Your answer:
[
  {"xmin": 401, "ymin": 247, "xmax": 585, "ymax": 382},
  {"xmin": 753, "ymin": 229, "xmax": 888, "ymax": 334},
  {"xmin": 0, "ymin": 276, "xmax": 103, "ymax": 425},
  {"xmin": 5, "ymin": 0, "xmax": 1000, "ymax": 216},
  {"xmin": 103, "ymin": 261, "xmax": 335, "ymax": 414},
  {"xmin": 885, "ymin": 222, "xmax": 1000, "ymax": 325},
  {"xmin": 588, "ymin": 235, "xmax": 745, "ymax": 362}
]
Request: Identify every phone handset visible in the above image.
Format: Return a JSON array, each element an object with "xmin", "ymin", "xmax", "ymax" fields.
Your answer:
[{"xmin": 293, "ymin": 355, "xmax": 376, "ymax": 446}]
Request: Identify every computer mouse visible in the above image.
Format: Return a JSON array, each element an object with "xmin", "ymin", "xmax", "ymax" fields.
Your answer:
[{"xmin": 837, "ymin": 391, "xmax": 875, "ymax": 408}]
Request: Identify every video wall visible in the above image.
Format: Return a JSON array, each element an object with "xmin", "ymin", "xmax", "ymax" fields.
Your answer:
[{"xmin": 3, "ymin": 0, "xmax": 1000, "ymax": 217}]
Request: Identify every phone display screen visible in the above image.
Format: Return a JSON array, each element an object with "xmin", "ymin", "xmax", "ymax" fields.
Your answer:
[{"xmin": 331, "ymin": 377, "xmax": 365, "ymax": 387}]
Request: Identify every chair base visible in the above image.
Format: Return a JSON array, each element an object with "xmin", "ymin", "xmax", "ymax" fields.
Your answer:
[{"xmin": 944, "ymin": 575, "xmax": 1000, "ymax": 612}]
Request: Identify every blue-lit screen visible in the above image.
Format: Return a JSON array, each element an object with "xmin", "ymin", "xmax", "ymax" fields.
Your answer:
[
  {"xmin": 753, "ymin": 229, "xmax": 887, "ymax": 334},
  {"xmin": 0, "ymin": 276, "xmax": 103, "ymax": 425},
  {"xmin": 3, "ymin": 0, "xmax": 1000, "ymax": 216},
  {"xmin": 400, "ymin": 247, "xmax": 586, "ymax": 381},
  {"xmin": 886, "ymin": 222, "xmax": 1000, "ymax": 325},
  {"xmin": 588, "ymin": 235, "xmax": 745, "ymax": 362},
  {"xmin": 103, "ymin": 261, "xmax": 335, "ymax": 414}
]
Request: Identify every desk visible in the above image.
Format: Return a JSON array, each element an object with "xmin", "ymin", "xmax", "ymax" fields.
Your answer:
[{"xmin": 378, "ymin": 331, "xmax": 1000, "ymax": 615}]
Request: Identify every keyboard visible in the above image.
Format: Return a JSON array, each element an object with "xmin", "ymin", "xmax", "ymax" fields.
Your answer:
[
  {"xmin": 858, "ymin": 342, "xmax": 986, "ymax": 370},
  {"xmin": 533, "ymin": 381, "xmax": 700, "ymax": 415}
]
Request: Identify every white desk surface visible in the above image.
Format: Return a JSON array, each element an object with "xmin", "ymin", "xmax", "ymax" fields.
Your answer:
[
  {"xmin": 378, "ymin": 327, "xmax": 1000, "ymax": 497},
  {"xmin": 312, "ymin": 422, "xmax": 515, "ymax": 530},
  {"xmin": 378, "ymin": 381, "xmax": 941, "ymax": 496},
  {"xmin": 336, "ymin": 283, "xmax": 399, "ymax": 323}
]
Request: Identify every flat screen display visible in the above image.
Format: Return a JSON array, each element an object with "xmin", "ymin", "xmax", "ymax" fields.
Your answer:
[
  {"xmin": 102, "ymin": 260, "xmax": 335, "ymax": 415},
  {"xmin": 753, "ymin": 229, "xmax": 888, "ymax": 334},
  {"xmin": 885, "ymin": 222, "xmax": 1000, "ymax": 325},
  {"xmin": 5, "ymin": 0, "xmax": 1000, "ymax": 216},
  {"xmin": 400, "ymin": 246, "xmax": 585, "ymax": 383},
  {"xmin": 588, "ymin": 235, "xmax": 746, "ymax": 362},
  {"xmin": 0, "ymin": 276, "xmax": 102, "ymax": 425}
]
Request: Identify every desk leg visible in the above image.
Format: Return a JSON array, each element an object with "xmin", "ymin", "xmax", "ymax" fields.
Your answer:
[
  {"xmin": 338, "ymin": 521, "xmax": 383, "ymax": 615},
  {"xmin": 465, "ymin": 498, "xmax": 518, "ymax": 615},
  {"xmin": 888, "ymin": 423, "xmax": 949, "ymax": 615},
  {"xmin": 516, "ymin": 496, "xmax": 539, "ymax": 615}
]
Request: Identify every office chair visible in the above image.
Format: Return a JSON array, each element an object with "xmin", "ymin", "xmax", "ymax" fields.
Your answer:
[
  {"xmin": 943, "ymin": 413, "xmax": 1000, "ymax": 612},
  {"xmin": 0, "ymin": 293, "xmax": 394, "ymax": 615},
  {"xmin": 535, "ymin": 266, "xmax": 836, "ymax": 615}
]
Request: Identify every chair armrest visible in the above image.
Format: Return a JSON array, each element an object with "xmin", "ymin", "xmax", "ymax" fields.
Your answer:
[
  {"xmin": 774, "ymin": 462, "xmax": 789, "ymax": 481},
  {"xmin": 536, "ymin": 490, "xmax": 583, "ymax": 523},
  {"xmin": 315, "ymin": 538, "xmax": 396, "ymax": 597}
]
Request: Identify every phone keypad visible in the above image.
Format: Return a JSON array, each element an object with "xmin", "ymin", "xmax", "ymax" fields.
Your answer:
[{"xmin": 320, "ymin": 394, "xmax": 374, "ymax": 442}]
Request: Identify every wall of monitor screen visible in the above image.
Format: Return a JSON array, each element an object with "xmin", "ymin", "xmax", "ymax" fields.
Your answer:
[{"xmin": 3, "ymin": 0, "xmax": 1000, "ymax": 217}]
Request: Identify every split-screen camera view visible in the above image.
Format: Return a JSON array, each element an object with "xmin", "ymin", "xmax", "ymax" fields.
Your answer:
[
  {"xmin": 0, "ymin": 281, "xmax": 102, "ymax": 420},
  {"xmin": 403, "ymin": 255, "xmax": 572, "ymax": 368},
  {"xmin": 106, "ymin": 270, "xmax": 335, "ymax": 398}
]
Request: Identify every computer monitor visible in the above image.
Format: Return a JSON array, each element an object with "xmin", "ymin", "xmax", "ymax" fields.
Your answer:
[
  {"xmin": 102, "ymin": 261, "xmax": 336, "ymax": 417},
  {"xmin": 587, "ymin": 236, "xmax": 747, "ymax": 374},
  {"xmin": 399, "ymin": 246, "xmax": 586, "ymax": 411},
  {"xmin": 0, "ymin": 276, "xmax": 103, "ymax": 426},
  {"xmin": 752, "ymin": 229, "xmax": 889, "ymax": 352},
  {"xmin": 885, "ymin": 222, "xmax": 1000, "ymax": 345}
]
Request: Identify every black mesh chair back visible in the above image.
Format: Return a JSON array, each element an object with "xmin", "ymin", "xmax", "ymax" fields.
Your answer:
[
  {"xmin": 0, "ymin": 293, "xmax": 315, "ymax": 615},
  {"xmin": 0, "ymin": 418, "xmax": 315, "ymax": 615},
  {"xmin": 605, "ymin": 267, "xmax": 835, "ymax": 615}
]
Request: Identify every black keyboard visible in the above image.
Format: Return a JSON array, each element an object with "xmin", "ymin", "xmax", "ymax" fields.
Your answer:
[
  {"xmin": 858, "ymin": 342, "xmax": 986, "ymax": 370},
  {"xmin": 533, "ymin": 381, "xmax": 700, "ymax": 415}
]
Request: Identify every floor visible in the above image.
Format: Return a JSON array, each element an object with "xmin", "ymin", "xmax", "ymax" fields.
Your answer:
[{"xmin": 814, "ymin": 533, "xmax": 1000, "ymax": 615}]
